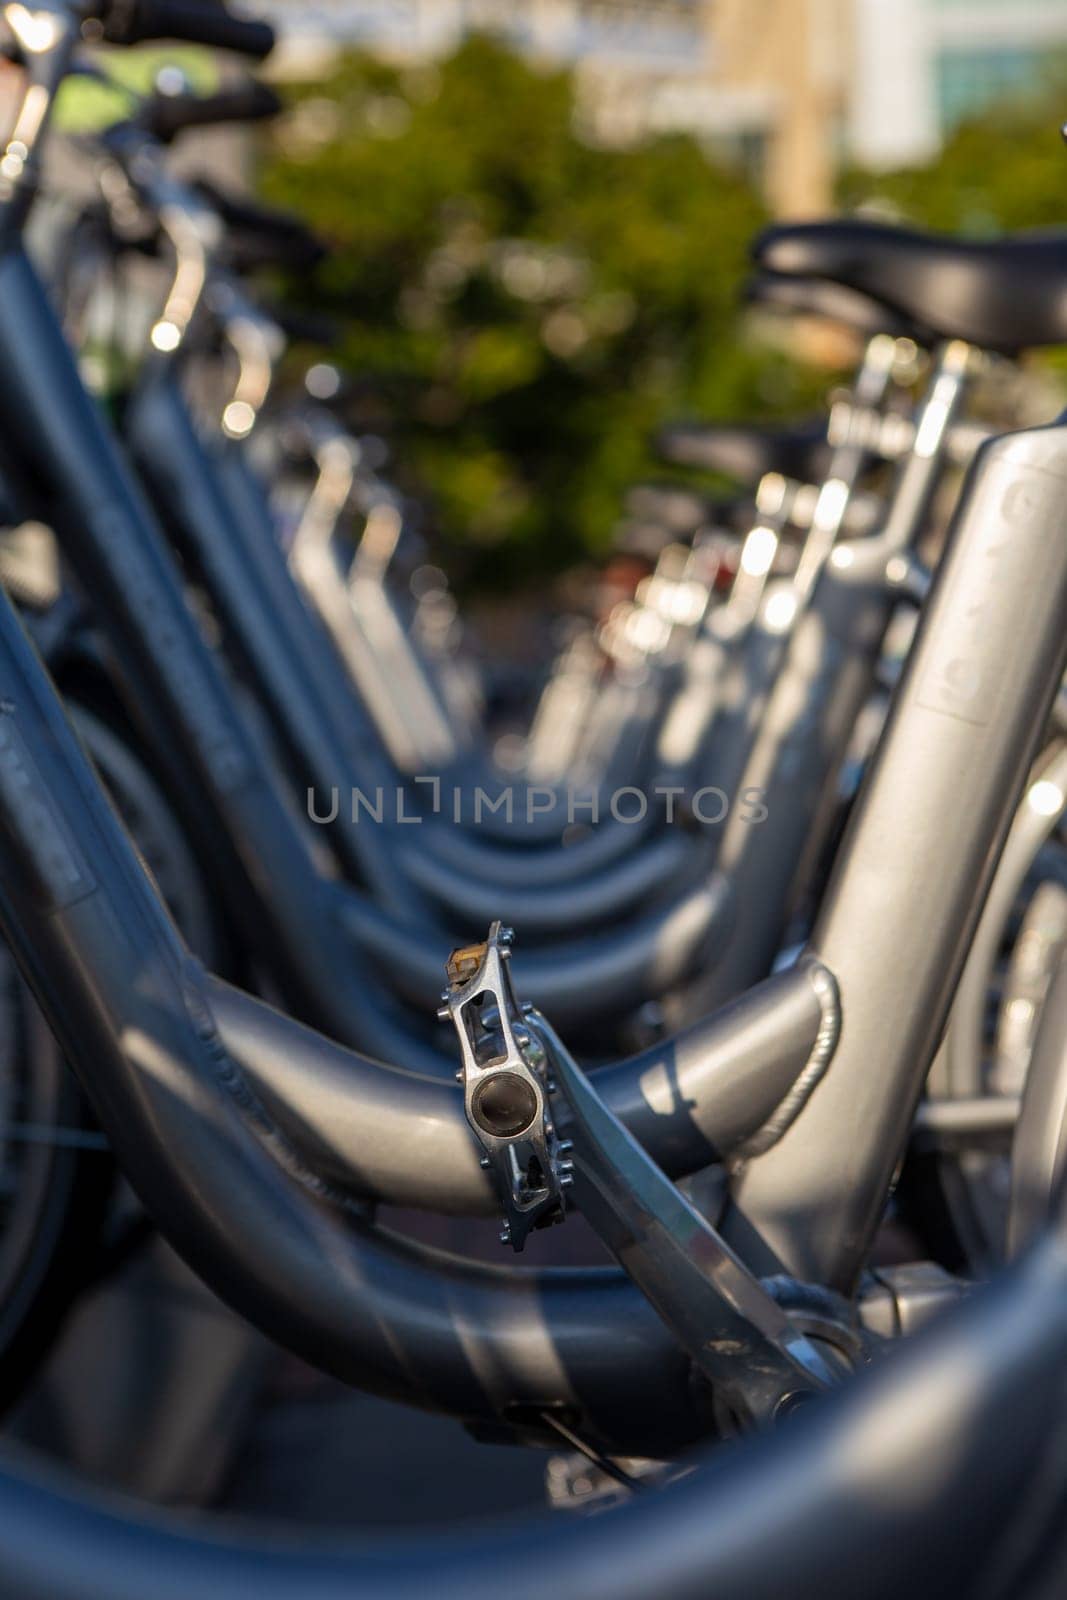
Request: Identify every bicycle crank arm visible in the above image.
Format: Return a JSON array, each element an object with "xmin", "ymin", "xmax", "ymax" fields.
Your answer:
[{"xmin": 528, "ymin": 1005, "xmax": 843, "ymax": 1428}]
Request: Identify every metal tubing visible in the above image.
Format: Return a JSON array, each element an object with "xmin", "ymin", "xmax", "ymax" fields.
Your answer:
[
  {"xmin": 290, "ymin": 493, "xmax": 448, "ymax": 774},
  {"xmin": 692, "ymin": 341, "xmax": 974, "ymax": 1010},
  {"xmin": 934, "ymin": 739, "xmax": 1067, "ymax": 1099},
  {"xmin": 136, "ymin": 379, "xmax": 695, "ymax": 927},
  {"xmin": 347, "ymin": 543, "xmax": 460, "ymax": 771},
  {"xmin": 206, "ymin": 959, "xmax": 830, "ymax": 1211},
  {"xmin": 0, "ymin": 247, "xmax": 742, "ymax": 1039},
  {"xmin": 0, "ymin": 574, "xmax": 836, "ymax": 1450},
  {"xmin": 667, "ymin": 331, "xmax": 891, "ymax": 827},
  {"xmin": 690, "ymin": 563, "xmax": 893, "ymax": 1008},
  {"xmin": 397, "ymin": 826, "xmax": 702, "ymax": 936},
  {"xmin": 419, "ymin": 769, "xmax": 657, "ymax": 847},
  {"xmin": 688, "ymin": 616, "xmax": 788, "ymax": 805},
  {"xmin": 0, "ymin": 1226, "xmax": 1065, "ymax": 1598},
  {"xmin": 209, "ymin": 437, "xmax": 394, "ymax": 788},
  {"xmin": 732, "ymin": 421, "xmax": 1067, "ymax": 1289},
  {"xmin": 911, "ymin": 1095, "xmax": 1019, "ymax": 1151},
  {"xmin": 340, "ymin": 873, "xmax": 734, "ymax": 1031},
  {"xmin": 128, "ymin": 373, "xmax": 703, "ymax": 930},
  {"xmin": 653, "ymin": 625, "xmax": 732, "ymax": 785},
  {"xmin": 423, "ymin": 808, "xmax": 656, "ymax": 883},
  {"xmin": 124, "ymin": 369, "xmax": 409, "ymax": 902},
  {"xmin": 0, "ymin": 241, "xmax": 437, "ymax": 1070},
  {"xmin": 0, "ymin": 586, "xmax": 702, "ymax": 1453}
]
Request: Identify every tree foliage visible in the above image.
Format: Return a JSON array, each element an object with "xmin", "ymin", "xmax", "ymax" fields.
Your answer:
[
  {"xmin": 839, "ymin": 62, "xmax": 1067, "ymax": 234},
  {"xmin": 838, "ymin": 65, "xmax": 1067, "ymax": 397},
  {"xmin": 258, "ymin": 38, "xmax": 811, "ymax": 587}
]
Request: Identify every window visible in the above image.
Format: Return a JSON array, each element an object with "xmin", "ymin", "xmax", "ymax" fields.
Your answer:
[{"xmin": 936, "ymin": 46, "xmax": 1043, "ymax": 130}]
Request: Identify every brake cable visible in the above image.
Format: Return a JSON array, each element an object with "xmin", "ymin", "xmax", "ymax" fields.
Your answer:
[{"xmin": 536, "ymin": 1409, "xmax": 646, "ymax": 1496}]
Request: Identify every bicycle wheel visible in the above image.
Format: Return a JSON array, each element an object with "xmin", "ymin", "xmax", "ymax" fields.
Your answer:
[{"xmin": 0, "ymin": 944, "xmax": 111, "ymax": 1413}]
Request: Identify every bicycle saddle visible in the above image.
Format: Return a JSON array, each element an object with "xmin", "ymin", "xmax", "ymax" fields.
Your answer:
[
  {"xmin": 655, "ymin": 419, "xmax": 831, "ymax": 485},
  {"xmin": 754, "ymin": 221, "xmax": 1067, "ymax": 353},
  {"xmin": 745, "ymin": 268, "xmax": 923, "ymax": 343}
]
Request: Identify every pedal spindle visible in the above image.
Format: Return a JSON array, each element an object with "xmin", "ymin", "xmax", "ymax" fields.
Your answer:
[{"xmin": 440, "ymin": 922, "xmax": 567, "ymax": 1250}]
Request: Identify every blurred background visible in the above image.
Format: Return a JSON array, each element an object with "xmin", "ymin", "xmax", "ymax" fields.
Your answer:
[
  {"xmin": 40, "ymin": 0, "xmax": 1067, "ymax": 590},
  {"xmin": 244, "ymin": 0, "xmax": 1067, "ymax": 587}
]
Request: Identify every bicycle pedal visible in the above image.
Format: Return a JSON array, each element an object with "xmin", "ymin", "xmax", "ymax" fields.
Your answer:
[{"xmin": 439, "ymin": 921, "xmax": 567, "ymax": 1251}]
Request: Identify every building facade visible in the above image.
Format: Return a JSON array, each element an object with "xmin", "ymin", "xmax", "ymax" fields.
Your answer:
[{"xmin": 849, "ymin": 0, "xmax": 1067, "ymax": 169}]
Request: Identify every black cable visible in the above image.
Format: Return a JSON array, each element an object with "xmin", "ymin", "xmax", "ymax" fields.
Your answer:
[{"xmin": 538, "ymin": 1409, "xmax": 646, "ymax": 1495}]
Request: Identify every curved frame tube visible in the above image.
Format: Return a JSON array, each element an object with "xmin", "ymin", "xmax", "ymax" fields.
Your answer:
[
  {"xmin": 0, "ymin": 575, "xmax": 828, "ymax": 1452},
  {"xmin": 0, "ymin": 245, "xmax": 730, "ymax": 1048},
  {"xmin": 0, "ymin": 241, "xmax": 444, "ymax": 1072},
  {"xmin": 692, "ymin": 340, "xmax": 974, "ymax": 1011},
  {"xmin": 340, "ymin": 872, "xmax": 734, "ymax": 1030},
  {"xmin": 0, "ymin": 591, "xmax": 696, "ymax": 1452},
  {"xmin": 935, "ymin": 738, "xmax": 1067, "ymax": 1099},
  {"xmin": 123, "ymin": 364, "xmax": 411, "ymax": 904},
  {"xmin": 422, "ymin": 806, "xmax": 660, "ymax": 883},
  {"xmin": 0, "ymin": 1226, "xmax": 1064, "ymax": 1598},
  {"xmin": 114, "ymin": 365, "xmax": 740, "ymax": 1009},
  {"xmin": 206, "ymin": 960, "xmax": 830, "ymax": 1213},
  {"xmin": 397, "ymin": 825, "xmax": 702, "ymax": 936}
]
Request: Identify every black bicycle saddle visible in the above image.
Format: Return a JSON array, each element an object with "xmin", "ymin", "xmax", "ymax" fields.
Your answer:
[
  {"xmin": 753, "ymin": 220, "xmax": 1067, "ymax": 353},
  {"xmin": 745, "ymin": 268, "xmax": 923, "ymax": 343}
]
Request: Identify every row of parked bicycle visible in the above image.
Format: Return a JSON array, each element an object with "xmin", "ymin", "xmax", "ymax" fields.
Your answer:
[{"xmin": 0, "ymin": 1, "xmax": 1064, "ymax": 1594}]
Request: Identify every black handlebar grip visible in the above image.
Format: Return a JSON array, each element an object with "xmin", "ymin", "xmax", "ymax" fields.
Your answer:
[
  {"xmin": 98, "ymin": 0, "xmax": 275, "ymax": 60},
  {"xmin": 142, "ymin": 79, "xmax": 282, "ymax": 143},
  {"xmin": 194, "ymin": 179, "xmax": 327, "ymax": 271}
]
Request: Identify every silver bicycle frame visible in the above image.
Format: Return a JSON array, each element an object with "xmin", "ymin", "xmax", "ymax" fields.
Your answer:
[
  {"xmin": 0, "ymin": 416, "xmax": 1059, "ymax": 1453},
  {"xmin": 729, "ymin": 419, "xmax": 1067, "ymax": 1290}
]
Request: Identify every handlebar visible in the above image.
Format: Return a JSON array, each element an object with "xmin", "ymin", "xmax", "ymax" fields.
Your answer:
[
  {"xmin": 95, "ymin": 0, "xmax": 275, "ymax": 59},
  {"xmin": 141, "ymin": 77, "xmax": 281, "ymax": 143},
  {"xmin": 194, "ymin": 178, "xmax": 328, "ymax": 273}
]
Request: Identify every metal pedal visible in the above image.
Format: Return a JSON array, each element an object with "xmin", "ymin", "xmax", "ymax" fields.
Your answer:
[{"xmin": 439, "ymin": 922, "xmax": 568, "ymax": 1251}]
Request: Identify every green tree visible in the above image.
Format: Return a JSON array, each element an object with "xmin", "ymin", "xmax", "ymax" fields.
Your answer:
[
  {"xmin": 258, "ymin": 37, "xmax": 810, "ymax": 587},
  {"xmin": 839, "ymin": 62, "xmax": 1067, "ymax": 234}
]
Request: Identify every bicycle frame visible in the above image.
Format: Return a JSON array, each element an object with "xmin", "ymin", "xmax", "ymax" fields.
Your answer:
[
  {"xmin": 164, "ymin": 360, "xmax": 705, "ymax": 927},
  {"xmin": 122, "ymin": 356, "xmax": 410, "ymax": 901},
  {"xmin": 655, "ymin": 333, "xmax": 900, "ymax": 801},
  {"xmin": 729, "ymin": 420, "xmax": 1067, "ymax": 1289},
  {"xmin": 0, "ymin": 1227, "xmax": 1064, "ymax": 1599},
  {"xmin": 0, "ymin": 238, "xmax": 748, "ymax": 1038},
  {"xmin": 0, "ymin": 238, "xmax": 444, "ymax": 1069},
  {"xmin": 8, "ymin": 3, "xmax": 1067, "ymax": 1593},
  {"xmin": 691, "ymin": 338, "xmax": 975, "ymax": 1009},
  {"xmin": 0, "ymin": 404, "xmax": 1058, "ymax": 1450},
  {"xmin": 0, "ymin": 554, "xmax": 817, "ymax": 1450}
]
